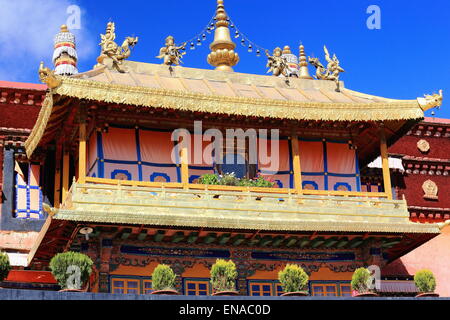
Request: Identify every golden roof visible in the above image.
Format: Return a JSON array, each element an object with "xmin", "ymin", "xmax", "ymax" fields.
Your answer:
[{"xmin": 26, "ymin": 57, "xmax": 440, "ymax": 157}]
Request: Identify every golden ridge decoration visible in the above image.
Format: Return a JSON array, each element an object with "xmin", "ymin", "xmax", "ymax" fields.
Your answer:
[
  {"xmin": 422, "ymin": 180, "xmax": 438, "ymax": 200},
  {"xmin": 96, "ymin": 22, "xmax": 138, "ymax": 73},
  {"xmin": 308, "ymin": 46, "xmax": 345, "ymax": 91},
  {"xmin": 266, "ymin": 48, "xmax": 289, "ymax": 77},
  {"xmin": 417, "ymin": 90, "xmax": 443, "ymax": 111},
  {"xmin": 156, "ymin": 36, "xmax": 186, "ymax": 66},
  {"xmin": 417, "ymin": 139, "xmax": 430, "ymax": 153},
  {"xmin": 38, "ymin": 61, "xmax": 61, "ymax": 89}
]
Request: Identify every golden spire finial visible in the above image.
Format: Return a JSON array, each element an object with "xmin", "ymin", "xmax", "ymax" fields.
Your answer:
[
  {"xmin": 207, "ymin": 0, "xmax": 239, "ymax": 72},
  {"xmin": 60, "ymin": 24, "xmax": 68, "ymax": 33},
  {"xmin": 298, "ymin": 44, "xmax": 313, "ymax": 79},
  {"xmin": 282, "ymin": 45, "xmax": 291, "ymax": 54}
]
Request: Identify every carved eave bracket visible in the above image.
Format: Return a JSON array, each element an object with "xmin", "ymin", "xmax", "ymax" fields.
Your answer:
[
  {"xmin": 38, "ymin": 61, "xmax": 62, "ymax": 89},
  {"xmin": 417, "ymin": 89, "xmax": 443, "ymax": 111}
]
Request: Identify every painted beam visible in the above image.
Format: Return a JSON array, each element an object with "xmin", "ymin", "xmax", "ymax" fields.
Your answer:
[
  {"xmin": 231, "ymin": 234, "xmax": 245, "ymax": 246},
  {"xmin": 153, "ymin": 230, "xmax": 166, "ymax": 242},
  {"xmin": 218, "ymin": 233, "xmax": 231, "ymax": 245},
  {"xmin": 311, "ymin": 237, "xmax": 325, "ymax": 248},
  {"xmin": 271, "ymin": 236, "xmax": 284, "ymax": 247},
  {"xmin": 137, "ymin": 229, "xmax": 148, "ymax": 241},
  {"xmin": 323, "ymin": 237, "xmax": 339, "ymax": 248},
  {"xmin": 203, "ymin": 233, "xmax": 217, "ymax": 244},
  {"xmin": 348, "ymin": 237, "xmax": 364, "ymax": 248},
  {"xmin": 336, "ymin": 237, "xmax": 349, "ymax": 248},
  {"xmin": 379, "ymin": 127, "xmax": 393, "ymax": 200},
  {"xmin": 248, "ymin": 236, "xmax": 261, "ymax": 247},
  {"xmin": 171, "ymin": 231, "xmax": 185, "ymax": 243},
  {"xmin": 260, "ymin": 236, "xmax": 273, "ymax": 247},
  {"xmin": 298, "ymin": 237, "xmax": 310, "ymax": 248},
  {"xmin": 120, "ymin": 228, "xmax": 132, "ymax": 240},
  {"xmin": 285, "ymin": 236, "xmax": 298, "ymax": 247},
  {"xmin": 187, "ymin": 232, "xmax": 199, "ymax": 244}
]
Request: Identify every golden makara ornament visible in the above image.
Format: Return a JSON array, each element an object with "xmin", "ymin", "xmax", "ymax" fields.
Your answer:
[{"xmin": 38, "ymin": 61, "xmax": 61, "ymax": 89}]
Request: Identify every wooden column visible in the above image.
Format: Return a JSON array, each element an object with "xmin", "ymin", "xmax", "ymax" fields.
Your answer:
[
  {"xmin": 78, "ymin": 122, "xmax": 87, "ymax": 184},
  {"xmin": 379, "ymin": 127, "xmax": 393, "ymax": 200},
  {"xmin": 291, "ymin": 135, "xmax": 303, "ymax": 195},
  {"xmin": 181, "ymin": 146, "xmax": 189, "ymax": 188},
  {"xmin": 53, "ymin": 167, "xmax": 61, "ymax": 208},
  {"xmin": 62, "ymin": 151, "xmax": 70, "ymax": 202}
]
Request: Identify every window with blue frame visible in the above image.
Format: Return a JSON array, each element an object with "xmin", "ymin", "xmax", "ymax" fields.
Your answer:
[
  {"xmin": 14, "ymin": 162, "xmax": 43, "ymax": 219},
  {"xmin": 248, "ymin": 280, "xmax": 284, "ymax": 296},
  {"xmin": 184, "ymin": 279, "xmax": 210, "ymax": 296}
]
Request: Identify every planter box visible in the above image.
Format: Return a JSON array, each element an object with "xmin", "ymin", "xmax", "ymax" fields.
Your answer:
[
  {"xmin": 212, "ymin": 291, "xmax": 240, "ymax": 296},
  {"xmin": 151, "ymin": 290, "xmax": 179, "ymax": 295},
  {"xmin": 415, "ymin": 292, "xmax": 439, "ymax": 298},
  {"xmin": 281, "ymin": 291, "xmax": 309, "ymax": 297}
]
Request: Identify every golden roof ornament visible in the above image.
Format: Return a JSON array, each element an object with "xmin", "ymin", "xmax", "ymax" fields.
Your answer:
[
  {"xmin": 96, "ymin": 21, "xmax": 138, "ymax": 73},
  {"xmin": 156, "ymin": 36, "xmax": 186, "ymax": 67},
  {"xmin": 298, "ymin": 44, "xmax": 313, "ymax": 79},
  {"xmin": 53, "ymin": 24, "xmax": 78, "ymax": 76},
  {"xmin": 422, "ymin": 180, "xmax": 438, "ymax": 200},
  {"xmin": 266, "ymin": 47, "xmax": 290, "ymax": 78},
  {"xmin": 308, "ymin": 45, "xmax": 344, "ymax": 91},
  {"xmin": 417, "ymin": 139, "xmax": 430, "ymax": 153},
  {"xmin": 207, "ymin": 0, "xmax": 239, "ymax": 72},
  {"xmin": 417, "ymin": 90, "xmax": 443, "ymax": 111},
  {"xmin": 38, "ymin": 61, "xmax": 61, "ymax": 89}
]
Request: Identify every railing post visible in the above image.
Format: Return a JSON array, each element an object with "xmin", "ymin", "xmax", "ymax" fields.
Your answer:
[{"xmin": 379, "ymin": 126, "xmax": 393, "ymax": 200}]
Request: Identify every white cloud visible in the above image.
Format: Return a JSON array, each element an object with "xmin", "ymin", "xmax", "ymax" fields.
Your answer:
[{"xmin": 0, "ymin": 0, "xmax": 96, "ymax": 82}]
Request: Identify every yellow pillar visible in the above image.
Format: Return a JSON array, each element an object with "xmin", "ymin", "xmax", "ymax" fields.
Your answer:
[
  {"xmin": 78, "ymin": 122, "xmax": 87, "ymax": 184},
  {"xmin": 53, "ymin": 167, "xmax": 61, "ymax": 208},
  {"xmin": 291, "ymin": 135, "xmax": 303, "ymax": 195},
  {"xmin": 181, "ymin": 146, "xmax": 189, "ymax": 188},
  {"xmin": 62, "ymin": 151, "xmax": 70, "ymax": 202},
  {"xmin": 379, "ymin": 128, "xmax": 393, "ymax": 200}
]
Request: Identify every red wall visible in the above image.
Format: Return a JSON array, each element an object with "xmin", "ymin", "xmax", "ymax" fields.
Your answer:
[
  {"xmin": 397, "ymin": 174, "xmax": 450, "ymax": 208},
  {"xmin": 390, "ymin": 135, "xmax": 450, "ymax": 160}
]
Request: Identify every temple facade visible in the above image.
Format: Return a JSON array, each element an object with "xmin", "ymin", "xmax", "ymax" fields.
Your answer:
[{"xmin": 0, "ymin": 0, "xmax": 447, "ymax": 296}]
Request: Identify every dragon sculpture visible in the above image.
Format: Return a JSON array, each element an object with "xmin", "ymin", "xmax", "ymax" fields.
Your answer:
[
  {"xmin": 96, "ymin": 22, "xmax": 138, "ymax": 73},
  {"xmin": 308, "ymin": 46, "xmax": 344, "ymax": 91}
]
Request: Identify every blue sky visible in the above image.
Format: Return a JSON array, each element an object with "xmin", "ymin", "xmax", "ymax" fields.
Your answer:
[{"xmin": 0, "ymin": 0, "xmax": 449, "ymax": 118}]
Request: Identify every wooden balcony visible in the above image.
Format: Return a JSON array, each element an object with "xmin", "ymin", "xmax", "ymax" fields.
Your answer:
[{"xmin": 53, "ymin": 177, "xmax": 439, "ymax": 235}]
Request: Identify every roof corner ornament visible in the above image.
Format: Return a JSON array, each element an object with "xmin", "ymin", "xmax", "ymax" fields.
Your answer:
[
  {"xmin": 266, "ymin": 48, "xmax": 290, "ymax": 84},
  {"xmin": 96, "ymin": 22, "xmax": 138, "ymax": 73},
  {"xmin": 38, "ymin": 61, "xmax": 62, "ymax": 89},
  {"xmin": 308, "ymin": 45, "xmax": 344, "ymax": 91},
  {"xmin": 156, "ymin": 36, "xmax": 186, "ymax": 71},
  {"xmin": 417, "ymin": 90, "xmax": 443, "ymax": 112}
]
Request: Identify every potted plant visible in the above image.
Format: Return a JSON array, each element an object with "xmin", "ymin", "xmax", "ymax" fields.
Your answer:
[
  {"xmin": 210, "ymin": 259, "xmax": 239, "ymax": 296},
  {"xmin": 151, "ymin": 264, "xmax": 179, "ymax": 295},
  {"xmin": 0, "ymin": 251, "xmax": 11, "ymax": 288},
  {"xmin": 49, "ymin": 251, "xmax": 93, "ymax": 292},
  {"xmin": 351, "ymin": 267, "xmax": 378, "ymax": 297},
  {"xmin": 414, "ymin": 269, "xmax": 439, "ymax": 297},
  {"xmin": 278, "ymin": 264, "xmax": 309, "ymax": 296}
]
